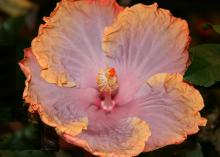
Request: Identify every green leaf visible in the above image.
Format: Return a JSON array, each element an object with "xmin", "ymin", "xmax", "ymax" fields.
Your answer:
[
  {"xmin": 212, "ymin": 25, "xmax": 220, "ymax": 34},
  {"xmin": 184, "ymin": 44, "xmax": 220, "ymax": 87}
]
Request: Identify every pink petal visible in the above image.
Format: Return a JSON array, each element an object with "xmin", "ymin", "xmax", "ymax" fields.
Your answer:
[
  {"xmin": 65, "ymin": 117, "xmax": 150, "ymax": 157},
  {"xmin": 21, "ymin": 48, "xmax": 151, "ymax": 155},
  {"xmin": 32, "ymin": 0, "xmax": 123, "ymax": 88},
  {"xmin": 103, "ymin": 4, "xmax": 190, "ymax": 105},
  {"xmin": 127, "ymin": 73, "xmax": 206, "ymax": 151},
  {"xmin": 19, "ymin": 48, "xmax": 99, "ymax": 136}
]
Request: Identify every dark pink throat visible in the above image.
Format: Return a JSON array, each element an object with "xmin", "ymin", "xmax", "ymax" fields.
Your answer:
[{"xmin": 99, "ymin": 92, "xmax": 116, "ymax": 112}]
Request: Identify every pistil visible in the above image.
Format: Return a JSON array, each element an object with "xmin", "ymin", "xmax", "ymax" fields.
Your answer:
[
  {"xmin": 96, "ymin": 67, "xmax": 118, "ymax": 111},
  {"xmin": 101, "ymin": 92, "xmax": 116, "ymax": 112}
]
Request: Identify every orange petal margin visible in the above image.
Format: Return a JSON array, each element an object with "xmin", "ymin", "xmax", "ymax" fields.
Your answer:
[
  {"xmin": 31, "ymin": 0, "xmax": 75, "ymax": 87},
  {"xmin": 146, "ymin": 73, "xmax": 206, "ymax": 116},
  {"xmin": 102, "ymin": 3, "xmax": 190, "ymax": 74},
  {"xmin": 19, "ymin": 48, "xmax": 88, "ymax": 137},
  {"xmin": 64, "ymin": 117, "xmax": 151, "ymax": 157},
  {"xmin": 144, "ymin": 73, "xmax": 207, "ymax": 151},
  {"xmin": 31, "ymin": 0, "xmax": 123, "ymax": 88}
]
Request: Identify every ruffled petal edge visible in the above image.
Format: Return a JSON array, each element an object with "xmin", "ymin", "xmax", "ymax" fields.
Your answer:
[
  {"xmin": 63, "ymin": 117, "xmax": 151, "ymax": 157},
  {"xmin": 144, "ymin": 73, "xmax": 207, "ymax": 151},
  {"xmin": 19, "ymin": 48, "xmax": 88, "ymax": 137},
  {"xmin": 31, "ymin": 0, "xmax": 123, "ymax": 88}
]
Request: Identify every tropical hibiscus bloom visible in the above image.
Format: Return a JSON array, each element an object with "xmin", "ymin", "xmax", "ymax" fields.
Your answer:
[{"xmin": 19, "ymin": 0, "xmax": 207, "ymax": 156}]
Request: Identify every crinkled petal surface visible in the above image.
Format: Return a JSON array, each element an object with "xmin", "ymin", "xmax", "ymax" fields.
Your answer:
[
  {"xmin": 65, "ymin": 117, "xmax": 150, "ymax": 157},
  {"xmin": 19, "ymin": 2, "xmax": 150, "ymax": 156},
  {"xmin": 103, "ymin": 3, "xmax": 190, "ymax": 105},
  {"xmin": 126, "ymin": 73, "xmax": 206, "ymax": 151},
  {"xmin": 22, "ymin": 47, "xmax": 151, "ymax": 156},
  {"xmin": 19, "ymin": 48, "xmax": 100, "ymax": 136},
  {"xmin": 32, "ymin": 0, "xmax": 122, "ymax": 88},
  {"xmin": 19, "ymin": 1, "xmax": 207, "ymax": 157}
]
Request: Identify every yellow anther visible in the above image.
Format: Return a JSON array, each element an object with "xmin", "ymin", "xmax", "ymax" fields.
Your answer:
[{"xmin": 96, "ymin": 67, "xmax": 118, "ymax": 93}]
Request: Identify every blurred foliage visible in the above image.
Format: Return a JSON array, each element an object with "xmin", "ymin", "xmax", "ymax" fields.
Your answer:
[
  {"xmin": 140, "ymin": 142, "xmax": 203, "ymax": 157},
  {"xmin": 0, "ymin": 150, "xmax": 53, "ymax": 157},
  {"xmin": 0, "ymin": 16, "xmax": 25, "ymax": 44},
  {"xmin": 212, "ymin": 24, "xmax": 220, "ymax": 34},
  {"xmin": 202, "ymin": 24, "xmax": 220, "ymax": 33},
  {"xmin": 184, "ymin": 43, "xmax": 220, "ymax": 87},
  {"xmin": 184, "ymin": 24, "xmax": 220, "ymax": 87},
  {"xmin": 0, "ymin": 0, "xmax": 220, "ymax": 157},
  {"xmin": 0, "ymin": 0, "xmax": 37, "ymax": 17},
  {"xmin": 0, "ymin": 150, "xmax": 85, "ymax": 157},
  {"xmin": 0, "ymin": 123, "xmax": 41, "ymax": 149}
]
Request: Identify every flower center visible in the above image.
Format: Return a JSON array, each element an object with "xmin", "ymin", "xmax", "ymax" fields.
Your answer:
[
  {"xmin": 96, "ymin": 67, "xmax": 118, "ymax": 111},
  {"xmin": 100, "ymin": 92, "xmax": 116, "ymax": 112}
]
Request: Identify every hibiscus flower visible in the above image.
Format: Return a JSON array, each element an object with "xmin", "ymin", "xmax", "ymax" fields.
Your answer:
[{"xmin": 19, "ymin": 0, "xmax": 207, "ymax": 156}]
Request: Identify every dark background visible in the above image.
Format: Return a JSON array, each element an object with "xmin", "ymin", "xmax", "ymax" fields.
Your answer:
[{"xmin": 0, "ymin": 0, "xmax": 220, "ymax": 157}]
